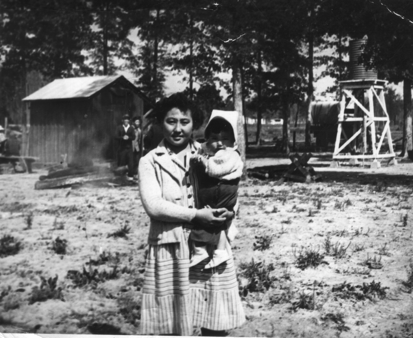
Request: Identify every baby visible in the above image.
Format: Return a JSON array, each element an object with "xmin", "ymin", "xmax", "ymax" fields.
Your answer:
[{"xmin": 189, "ymin": 110, "xmax": 243, "ymax": 269}]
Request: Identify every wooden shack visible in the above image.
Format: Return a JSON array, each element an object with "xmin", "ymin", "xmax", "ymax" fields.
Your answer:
[{"xmin": 22, "ymin": 75, "xmax": 152, "ymax": 164}]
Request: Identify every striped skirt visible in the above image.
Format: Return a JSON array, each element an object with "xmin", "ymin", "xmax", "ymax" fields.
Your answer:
[
  {"xmin": 140, "ymin": 233, "xmax": 193, "ymax": 336},
  {"xmin": 189, "ymin": 242, "xmax": 246, "ymax": 331},
  {"xmin": 140, "ymin": 234, "xmax": 245, "ymax": 335}
]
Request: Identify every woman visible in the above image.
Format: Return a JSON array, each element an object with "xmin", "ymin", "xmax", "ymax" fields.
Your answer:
[{"xmin": 138, "ymin": 93, "xmax": 245, "ymax": 336}]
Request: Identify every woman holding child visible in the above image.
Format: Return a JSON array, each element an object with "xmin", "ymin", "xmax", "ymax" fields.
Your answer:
[{"xmin": 138, "ymin": 93, "xmax": 245, "ymax": 336}]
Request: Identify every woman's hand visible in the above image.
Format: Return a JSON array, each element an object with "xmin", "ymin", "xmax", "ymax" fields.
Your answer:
[{"xmin": 194, "ymin": 208, "xmax": 226, "ymax": 227}]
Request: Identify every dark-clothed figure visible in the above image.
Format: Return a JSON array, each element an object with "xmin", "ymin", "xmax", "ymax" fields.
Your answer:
[
  {"xmin": 132, "ymin": 116, "xmax": 142, "ymax": 179},
  {"xmin": 115, "ymin": 114, "xmax": 135, "ymax": 180}
]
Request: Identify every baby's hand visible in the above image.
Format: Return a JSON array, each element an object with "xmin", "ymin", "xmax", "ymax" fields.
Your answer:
[{"xmin": 191, "ymin": 155, "xmax": 207, "ymax": 167}]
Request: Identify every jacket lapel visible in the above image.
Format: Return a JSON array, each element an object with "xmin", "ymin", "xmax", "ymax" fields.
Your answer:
[
  {"xmin": 153, "ymin": 140, "xmax": 200, "ymax": 184},
  {"xmin": 153, "ymin": 140, "xmax": 181, "ymax": 183}
]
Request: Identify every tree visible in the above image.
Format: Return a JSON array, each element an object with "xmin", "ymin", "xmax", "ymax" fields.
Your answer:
[
  {"xmin": 0, "ymin": 0, "xmax": 94, "ymax": 123},
  {"xmin": 86, "ymin": 0, "xmax": 136, "ymax": 75}
]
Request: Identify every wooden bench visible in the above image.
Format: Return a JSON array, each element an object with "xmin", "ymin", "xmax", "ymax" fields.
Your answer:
[{"xmin": 0, "ymin": 155, "xmax": 38, "ymax": 173}]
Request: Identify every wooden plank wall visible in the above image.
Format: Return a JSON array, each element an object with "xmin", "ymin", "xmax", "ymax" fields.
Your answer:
[{"xmin": 29, "ymin": 124, "xmax": 88, "ymax": 164}]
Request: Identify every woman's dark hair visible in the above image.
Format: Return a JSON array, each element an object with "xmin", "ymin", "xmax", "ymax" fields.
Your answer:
[
  {"xmin": 204, "ymin": 118, "xmax": 235, "ymax": 142},
  {"xmin": 153, "ymin": 93, "xmax": 204, "ymax": 130}
]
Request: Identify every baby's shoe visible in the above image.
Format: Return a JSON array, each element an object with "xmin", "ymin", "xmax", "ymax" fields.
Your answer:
[
  {"xmin": 189, "ymin": 246, "xmax": 209, "ymax": 267},
  {"xmin": 204, "ymin": 250, "xmax": 230, "ymax": 269}
]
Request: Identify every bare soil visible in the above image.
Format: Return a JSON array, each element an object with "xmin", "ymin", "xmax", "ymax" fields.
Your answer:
[{"xmin": 0, "ymin": 156, "xmax": 413, "ymax": 337}]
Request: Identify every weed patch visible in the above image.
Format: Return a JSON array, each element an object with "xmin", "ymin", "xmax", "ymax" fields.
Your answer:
[
  {"xmin": 290, "ymin": 290, "xmax": 315, "ymax": 311},
  {"xmin": 402, "ymin": 262, "xmax": 413, "ymax": 291},
  {"xmin": 66, "ymin": 265, "xmax": 127, "ymax": 288},
  {"xmin": 332, "ymin": 280, "xmax": 389, "ymax": 301},
  {"xmin": 238, "ymin": 260, "xmax": 276, "ymax": 296},
  {"xmin": 51, "ymin": 237, "xmax": 67, "ymax": 255},
  {"xmin": 108, "ymin": 224, "xmax": 131, "ymax": 239},
  {"xmin": 29, "ymin": 275, "xmax": 64, "ymax": 304},
  {"xmin": 293, "ymin": 246, "xmax": 325, "ymax": 270},
  {"xmin": 324, "ymin": 236, "xmax": 351, "ymax": 258},
  {"xmin": 253, "ymin": 235, "xmax": 273, "ymax": 251},
  {"xmin": 24, "ymin": 212, "xmax": 33, "ymax": 230}
]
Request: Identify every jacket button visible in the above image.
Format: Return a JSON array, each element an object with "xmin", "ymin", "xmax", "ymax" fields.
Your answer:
[{"xmin": 188, "ymin": 194, "xmax": 192, "ymax": 198}]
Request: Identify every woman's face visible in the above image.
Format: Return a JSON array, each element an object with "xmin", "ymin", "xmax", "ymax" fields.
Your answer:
[{"xmin": 162, "ymin": 107, "xmax": 193, "ymax": 150}]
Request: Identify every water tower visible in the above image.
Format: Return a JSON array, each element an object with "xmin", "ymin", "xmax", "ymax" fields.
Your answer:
[{"xmin": 331, "ymin": 38, "xmax": 397, "ymax": 168}]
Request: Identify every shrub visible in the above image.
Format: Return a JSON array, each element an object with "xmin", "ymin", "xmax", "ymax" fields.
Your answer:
[
  {"xmin": 0, "ymin": 235, "xmax": 22, "ymax": 257},
  {"xmin": 29, "ymin": 275, "xmax": 64, "ymax": 304}
]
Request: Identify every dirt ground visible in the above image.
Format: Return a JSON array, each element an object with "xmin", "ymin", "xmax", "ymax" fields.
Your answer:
[{"xmin": 0, "ymin": 155, "xmax": 413, "ymax": 337}]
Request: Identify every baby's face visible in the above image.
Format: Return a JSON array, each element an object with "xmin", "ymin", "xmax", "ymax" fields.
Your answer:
[{"xmin": 207, "ymin": 131, "xmax": 235, "ymax": 153}]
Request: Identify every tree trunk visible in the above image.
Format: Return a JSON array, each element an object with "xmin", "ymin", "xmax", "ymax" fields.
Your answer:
[
  {"xmin": 256, "ymin": 50, "xmax": 262, "ymax": 145},
  {"xmin": 103, "ymin": 1, "xmax": 109, "ymax": 75},
  {"xmin": 233, "ymin": 55, "xmax": 246, "ymax": 178},
  {"xmin": 401, "ymin": 78, "xmax": 413, "ymax": 157},
  {"xmin": 282, "ymin": 97, "xmax": 290, "ymax": 154},
  {"xmin": 305, "ymin": 4, "xmax": 314, "ymax": 150},
  {"xmin": 152, "ymin": 9, "xmax": 160, "ymax": 95},
  {"xmin": 189, "ymin": 13, "xmax": 194, "ymax": 100}
]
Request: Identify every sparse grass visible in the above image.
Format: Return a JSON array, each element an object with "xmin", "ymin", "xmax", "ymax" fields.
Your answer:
[
  {"xmin": 332, "ymin": 280, "xmax": 389, "ymax": 301},
  {"xmin": 290, "ymin": 290, "xmax": 315, "ymax": 311},
  {"xmin": 88, "ymin": 251, "xmax": 121, "ymax": 266},
  {"xmin": 353, "ymin": 244, "xmax": 366, "ymax": 253},
  {"xmin": 281, "ymin": 218, "xmax": 292, "ymax": 225},
  {"xmin": 117, "ymin": 292, "xmax": 141, "ymax": 325},
  {"xmin": 352, "ymin": 227, "xmax": 370, "ymax": 237},
  {"xmin": 253, "ymin": 235, "xmax": 273, "ymax": 251},
  {"xmin": 51, "ymin": 237, "xmax": 67, "ymax": 255},
  {"xmin": 293, "ymin": 245, "xmax": 325, "ymax": 270},
  {"xmin": 29, "ymin": 275, "xmax": 64, "ymax": 304},
  {"xmin": 24, "ymin": 212, "xmax": 33, "ymax": 230},
  {"xmin": 268, "ymin": 287, "xmax": 294, "ymax": 306},
  {"xmin": 2, "ymin": 293, "xmax": 21, "ymax": 311},
  {"xmin": 402, "ymin": 214, "xmax": 408, "ymax": 227},
  {"xmin": 314, "ymin": 198, "xmax": 323, "ymax": 210},
  {"xmin": 321, "ymin": 313, "xmax": 350, "ymax": 334},
  {"xmin": 334, "ymin": 199, "xmax": 352, "ymax": 211},
  {"xmin": 402, "ymin": 261, "xmax": 413, "ymax": 291},
  {"xmin": 0, "ymin": 234, "xmax": 22, "ymax": 257},
  {"xmin": 377, "ymin": 243, "xmax": 391, "ymax": 256},
  {"xmin": 324, "ymin": 237, "xmax": 351, "ymax": 259},
  {"xmin": 362, "ymin": 254, "xmax": 383, "ymax": 269},
  {"xmin": 108, "ymin": 224, "xmax": 131, "ymax": 239}
]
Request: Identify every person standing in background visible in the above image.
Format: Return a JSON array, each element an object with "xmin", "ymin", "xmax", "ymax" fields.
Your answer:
[
  {"xmin": 115, "ymin": 114, "xmax": 135, "ymax": 180},
  {"xmin": 132, "ymin": 116, "xmax": 142, "ymax": 180}
]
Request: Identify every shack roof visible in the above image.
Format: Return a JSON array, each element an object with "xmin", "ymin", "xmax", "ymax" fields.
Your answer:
[{"xmin": 22, "ymin": 75, "xmax": 140, "ymax": 101}]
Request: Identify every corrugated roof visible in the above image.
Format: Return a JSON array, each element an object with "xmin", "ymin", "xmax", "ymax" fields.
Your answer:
[{"xmin": 22, "ymin": 75, "xmax": 126, "ymax": 101}]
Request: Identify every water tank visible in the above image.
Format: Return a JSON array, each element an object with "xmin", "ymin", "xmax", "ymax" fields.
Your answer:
[{"xmin": 349, "ymin": 39, "xmax": 378, "ymax": 80}]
